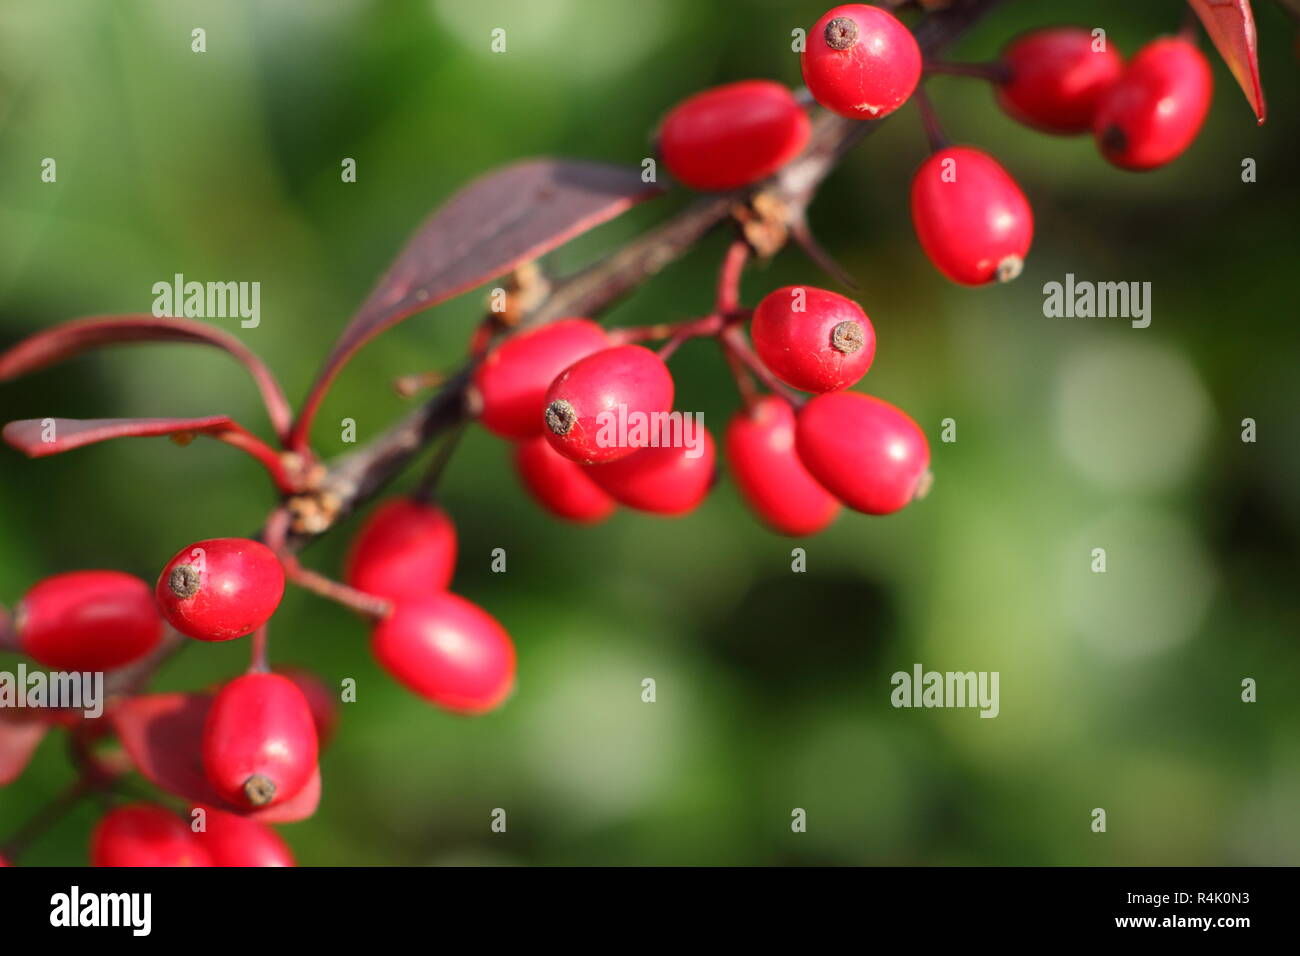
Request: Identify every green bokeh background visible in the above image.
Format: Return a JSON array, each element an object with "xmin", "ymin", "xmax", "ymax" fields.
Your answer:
[{"xmin": 1, "ymin": 0, "xmax": 1297, "ymax": 866}]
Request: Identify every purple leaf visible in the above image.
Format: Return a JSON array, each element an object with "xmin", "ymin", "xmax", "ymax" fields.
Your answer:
[
  {"xmin": 0, "ymin": 316, "xmax": 293, "ymax": 441},
  {"xmin": 0, "ymin": 716, "xmax": 48, "ymax": 787},
  {"xmin": 290, "ymin": 159, "xmax": 663, "ymax": 448},
  {"xmin": 110, "ymin": 692, "xmax": 321, "ymax": 823},
  {"xmin": 1188, "ymin": 0, "xmax": 1265, "ymax": 124},
  {"xmin": 3, "ymin": 416, "xmax": 237, "ymax": 458}
]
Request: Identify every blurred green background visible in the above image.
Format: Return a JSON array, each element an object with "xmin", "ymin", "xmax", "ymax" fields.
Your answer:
[{"xmin": 1, "ymin": 0, "xmax": 1297, "ymax": 866}]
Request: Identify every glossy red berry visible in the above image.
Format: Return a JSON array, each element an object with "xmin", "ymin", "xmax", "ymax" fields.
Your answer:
[
  {"xmin": 802, "ymin": 4, "xmax": 921, "ymax": 120},
  {"xmin": 587, "ymin": 426, "xmax": 716, "ymax": 516},
  {"xmin": 192, "ymin": 807, "xmax": 295, "ymax": 867},
  {"xmin": 14, "ymin": 570, "xmax": 162, "ymax": 671},
  {"xmin": 997, "ymin": 27, "xmax": 1124, "ymax": 134},
  {"xmin": 514, "ymin": 435, "xmax": 616, "ymax": 523},
  {"xmin": 911, "ymin": 146, "xmax": 1033, "ymax": 285},
  {"xmin": 276, "ymin": 666, "xmax": 339, "ymax": 747},
  {"xmin": 371, "ymin": 592, "xmax": 515, "ymax": 714},
  {"xmin": 1093, "ymin": 36, "xmax": 1213, "ymax": 171},
  {"xmin": 543, "ymin": 345, "xmax": 675, "ymax": 465},
  {"xmin": 471, "ymin": 318, "xmax": 610, "ymax": 439},
  {"xmin": 345, "ymin": 497, "xmax": 456, "ymax": 602},
  {"xmin": 726, "ymin": 397, "xmax": 840, "ymax": 536},
  {"xmin": 795, "ymin": 391, "xmax": 930, "ymax": 515},
  {"xmin": 202, "ymin": 672, "xmax": 319, "ymax": 809},
  {"xmin": 751, "ymin": 286, "xmax": 875, "ymax": 393},
  {"xmin": 659, "ymin": 80, "xmax": 811, "ymax": 191},
  {"xmin": 156, "ymin": 538, "xmax": 284, "ymax": 641},
  {"xmin": 91, "ymin": 804, "xmax": 212, "ymax": 867}
]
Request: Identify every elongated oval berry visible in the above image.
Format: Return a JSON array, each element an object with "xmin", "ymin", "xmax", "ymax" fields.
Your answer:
[
  {"xmin": 91, "ymin": 804, "xmax": 212, "ymax": 867},
  {"xmin": 726, "ymin": 397, "xmax": 840, "ymax": 536},
  {"xmin": 802, "ymin": 4, "xmax": 921, "ymax": 120},
  {"xmin": 344, "ymin": 497, "xmax": 456, "ymax": 601},
  {"xmin": 371, "ymin": 592, "xmax": 515, "ymax": 714},
  {"xmin": 156, "ymin": 538, "xmax": 284, "ymax": 641},
  {"xmin": 795, "ymin": 391, "xmax": 930, "ymax": 515},
  {"xmin": 997, "ymin": 27, "xmax": 1124, "ymax": 134},
  {"xmin": 586, "ymin": 426, "xmax": 716, "ymax": 516},
  {"xmin": 202, "ymin": 673, "xmax": 319, "ymax": 809},
  {"xmin": 1093, "ymin": 36, "xmax": 1212, "ymax": 171},
  {"xmin": 15, "ymin": 570, "xmax": 162, "ymax": 671},
  {"xmin": 470, "ymin": 318, "xmax": 610, "ymax": 439},
  {"xmin": 659, "ymin": 80, "xmax": 811, "ymax": 191},
  {"xmin": 192, "ymin": 807, "xmax": 295, "ymax": 867},
  {"xmin": 513, "ymin": 435, "xmax": 616, "ymax": 523},
  {"xmin": 751, "ymin": 286, "xmax": 875, "ymax": 393},
  {"xmin": 275, "ymin": 666, "xmax": 339, "ymax": 747},
  {"xmin": 543, "ymin": 345, "xmax": 675, "ymax": 465},
  {"xmin": 911, "ymin": 146, "xmax": 1033, "ymax": 285}
]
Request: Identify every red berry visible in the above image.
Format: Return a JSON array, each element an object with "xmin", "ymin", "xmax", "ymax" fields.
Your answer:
[
  {"xmin": 513, "ymin": 435, "xmax": 616, "ymax": 523},
  {"xmin": 15, "ymin": 570, "xmax": 162, "ymax": 671},
  {"xmin": 802, "ymin": 4, "xmax": 921, "ymax": 120},
  {"xmin": 751, "ymin": 286, "xmax": 875, "ymax": 393},
  {"xmin": 90, "ymin": 804, "xmax": 212, "ymax": 867},
  {"xmin": 543, "ymin": 345, "xmax": 675, "ymax": 465},
  {"xmin": 192, "ymin": 807, "xmax": 295, "ymax": 867},
  {"xmin": 371, "ymin": 593, "xmax": 515, "ymax": 714},
  {"xmin": 0, "ymin": 854, "xmax": 8, "ymax": 866},
  {"xmin": 470, "ymin": 318, "xmax": 610, "ymax": 440},
  {"xmin": 795, "ymin": 391, "xmax": 930, "ymax": 515},
  {"xmin": 156, "ymin": 538, "xmax": 285, "ymax": 641},
  {"xmin": 344, "ymin": 497, "xmax": 456, "ymax": 602},
  {"xmin": 997, "ymin": 28, "xmax": 1124, "ymax": 134},
  {"xmin": 658, "ymin": 80, "xmax": 811, "ymax": 191},
  {"xmin": 726, "ymin": 397, "xmax": 840, "ymax": 536},
  {"xmin": 275, "ymin": 666, "xmax": 339, "ymax": 747},
  {"xmin": 202, "ymin": 673, "xmax": 319, "ymax": 809},
  {"xmin": 586, "ymin": 426, "xmax": 717, "ymax": 516},
  {"xmin": 1093, "ymin": 36, "xmax": 1212, "ymax": 171},
  {"xmin": 910, "ymin": 146, "xmax": 1033, "ymax": 285}
]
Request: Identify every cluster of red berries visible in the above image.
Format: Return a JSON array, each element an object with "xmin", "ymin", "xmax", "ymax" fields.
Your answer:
[
  {"xmin": 0, "ymin": 3, "xmax": 1245, "ymax": 867},
  {"xmin": 467, "ymin": 284, "xmax": 929, "ymax": 535},
  {"xmin": 658, "ymin": 8, "xmax": 1213, "ymax": 288},
  {"xmin": 997, "ymin": 28, "xmax": 1213, "ymax": 171}
]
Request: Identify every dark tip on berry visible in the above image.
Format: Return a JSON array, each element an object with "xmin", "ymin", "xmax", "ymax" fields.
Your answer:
[
  {"xmin": 544, "ymin": 400, "xmax": 576, "ymax": 436},
  {"xmin": 995, "ymin": 255, "xmax": 1024, "ymax": 284},
  {"xmin": 824, "ymin": 16, "xmax": 858, "ymax": 51},
  {"xmin": 831, "ymin": 321, "xmax": 865, "ymax": 354},
  {"xmin": 244, "ymin": 774, "xmax": 276, "ymax": 807},
  {"xmin": 167, "ymin": 565, "xmax": 201, "ymax": 600},
  {"xmin": 1100, "ymin": 124, "xmax": 1127, "ymax": 156}
]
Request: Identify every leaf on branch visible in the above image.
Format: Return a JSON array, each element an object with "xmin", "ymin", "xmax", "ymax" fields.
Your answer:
[
  {"xmin": 3, "ymin": 416, "xmax": 238, "ymax": 458},
  {"xmin": 0, "ymin": 716, "xmax": 48, "ymax": 787},
  {"xmin": 0, "ymin": 316, "xmax": 293, "ymax": 441},
  {"xmin": 292, "ymin": 159, "xmax": 663, "ymax": 447},
  {"xmin": 1188, "ymin": 0, "xmax": 1266, "ymax": 123},
  {"xmin": 110, "ymin": 693, "xmax": 321, "ymax": 823}
]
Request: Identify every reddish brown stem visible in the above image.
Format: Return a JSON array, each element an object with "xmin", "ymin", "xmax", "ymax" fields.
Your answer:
[
  {"xmin": 914, "ymin": 85, "xmax": 949, "ymax": 152},
  {"xmin": 719, "ymin": 326, "xmax": 805, "ymax": 407},
  {"xmin": 715, "ymin": 240, "xmax": 750, "ymax": 314},
  {"xmin": 209, "ymin": 423, "xmax": 304, "ymax": 494},
  {"xmin": 264, "ymin": 507, "xmax": 391, "ymax": 621},
  {"xmin": 249, "ymin": 625, "xmax": 270, "ymax": 673}
]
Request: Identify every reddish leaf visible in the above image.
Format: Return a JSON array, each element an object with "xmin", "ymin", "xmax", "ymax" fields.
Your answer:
[
  {"xmin": 2, "ymin": 416, "xmax": 236, "ymax": 458},
  {"xmin": 0, "ymin": 315, "xmax": 293, "ymax": 441},
  {"xmin": 110, "ymin": 692, "xmax": 320, "ymax": 823},
  {"xmin": 1188, "ymin": 0, "xmax": 1266, "ymax": 123},
  {"xmin": 0, "ymin": 716, "xmax": 48, "ymax": 786},
  {"xmin": 290, "ymin": 159, "xmax": 663, "ymax": 448}
]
